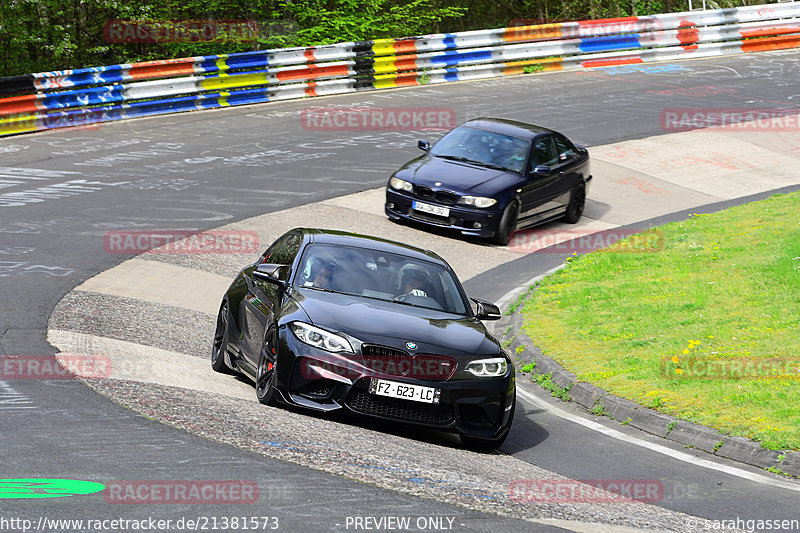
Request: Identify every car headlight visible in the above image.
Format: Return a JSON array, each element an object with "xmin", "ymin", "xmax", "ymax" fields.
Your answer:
[
  {"xmin": 389, "ymin": 177, "xmax": 413, "ymax": 192},
  {"xmin": 458, "ymin": 196, "xmax": 497, "ymax": 208},
  {"xmin": 465, "ymin": 357, "xmax": 508, "ymax": 377},
  {"xmin": 289, "ymin": 322, "xmax": 353, "ymax": 354}
]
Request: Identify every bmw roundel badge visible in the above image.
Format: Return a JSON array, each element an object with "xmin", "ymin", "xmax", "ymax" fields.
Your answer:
[{"xmin": 406, "ymin": 342, "xmax": 417, "ymax": 350}]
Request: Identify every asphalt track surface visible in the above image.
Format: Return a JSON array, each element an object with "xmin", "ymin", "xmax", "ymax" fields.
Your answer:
[{"xmin": 2, "ymin": 50, "xmax": 800, "ymax": 531}]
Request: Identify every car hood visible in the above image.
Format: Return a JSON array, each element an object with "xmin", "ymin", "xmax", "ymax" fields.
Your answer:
[
  {"xmin": 292, "ymin": 289, "xmax": 500, "ymax": 357},
  {"xmin": 394, "ymin": 155, "xmax": 521, "ymax": 196}
]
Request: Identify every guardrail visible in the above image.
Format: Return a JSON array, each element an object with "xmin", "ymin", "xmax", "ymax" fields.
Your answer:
[{"xmin": 1, "ymin": 2, "xmax": 798, "ymax": 137}]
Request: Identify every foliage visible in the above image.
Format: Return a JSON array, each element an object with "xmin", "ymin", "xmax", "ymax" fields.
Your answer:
[
  {"xmin": 591, "ymin": 402, "xmax": 608, "ymax": 416},
  {"xmin": 282, "ymin": 0, "xmax": 466, "ymax": 45},
  {"xmin": 531, "ymin": 372, "xmax": 572, "ymax": 401}
]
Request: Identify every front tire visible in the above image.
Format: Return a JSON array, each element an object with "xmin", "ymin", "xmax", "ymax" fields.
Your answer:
[
  {"xmin": 492, "ymin": 201, "xmax": 519, "ymax": 246},
  {"xmin": 256, "ymin": 328, "xmax": 279, "ymax": 405},
  {"xmin": 211, "ymin": 301, "xmax": 234, "ymax": 374},
  {"xmin": 562, "ymin": 186, "xmax": 585, "ymax": 224}
]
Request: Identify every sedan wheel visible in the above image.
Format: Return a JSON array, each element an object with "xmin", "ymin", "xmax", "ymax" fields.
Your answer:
[
  {"xmin": 211, "ymin": 302, "xmax": 234, "ymax": 374},
  {"xmin": 492, "ymin": 201, "xmax": 519, "ymax": 246},
  {"xmin": 256, "ymin": 329, "xmax": 279, "ymax": 405},
  {"xmin": 562, "ymin": 186, "xmax": 585, "ymax": 224}
]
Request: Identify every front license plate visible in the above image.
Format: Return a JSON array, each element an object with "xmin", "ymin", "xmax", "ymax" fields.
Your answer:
[
  {"xmin": 369, "ymin": 378, "xmax": 440, "ymax": 404},
  {"xmin": 412, "ymin": 201, "xmax": 450, "ymax": 218}
]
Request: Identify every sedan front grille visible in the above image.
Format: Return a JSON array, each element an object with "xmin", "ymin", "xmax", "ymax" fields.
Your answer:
[
  {"xmin": 435, "ymin": 191, "xmax": 459, "ymax": 205},
  {"xmin": 413, "ymin": 185, "xmax": 435, "ymax": 200},
  {"xmin": 412, "ymin": 185, "xmax": 459, "ymax": 206},
  {"xmin": 361, "ymin": 344, "xmax": 455, "ymax": 381},
  {"xmin": 345, "ymin": 390, "xmax": 455, "ymax": 426}
]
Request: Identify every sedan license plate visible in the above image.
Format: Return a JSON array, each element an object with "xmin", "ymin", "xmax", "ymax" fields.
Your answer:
[
  {"xmin": 412, "ymin": 201, "xmax": 450, "ymax": 218},
  {"xmin": 369, "ymin": 378, "xmax": 440, "ymax": 404}
]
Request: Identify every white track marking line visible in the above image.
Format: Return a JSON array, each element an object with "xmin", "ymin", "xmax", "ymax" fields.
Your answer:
[{"xmin": 516, "ymin": 386, "xmax": 800, "ymax": 492}]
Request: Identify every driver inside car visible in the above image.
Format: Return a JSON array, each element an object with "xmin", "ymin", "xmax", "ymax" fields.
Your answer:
[
  {"xmin": 398, "ymin": 268, "xmax": 429, "ymax": 298},
  {"xmin": 304, "ymin": 261, "xmax": 335, "ymax": 289}
]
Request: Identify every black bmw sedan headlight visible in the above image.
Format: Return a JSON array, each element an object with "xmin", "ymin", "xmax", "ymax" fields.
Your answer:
[
  {"xmin": 464, "ymin": 356, "xmax": 509, "ymax": 377},
  {"xmin": 289, "ymin": 321, "xmax": 354, "ymax": 354}
]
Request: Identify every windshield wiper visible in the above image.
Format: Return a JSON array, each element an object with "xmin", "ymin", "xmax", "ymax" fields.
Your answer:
[
  {"xmin": 436, "ymin": 155, "xmax": 512, "ymax": 172},
  {"xmin": 392, "ymin": 299, "xmax": 422, "ymax": 309},
  {"xmin": 476, "ymin": 162, "xmax": 513, "ymax": 171},
  {"xmin": 302, "ymin": 286, "xmax": 339, "ymax": 294},
  {"xmin": 436, "ymin": 154, "xmax": 471, "ymax": 162}
]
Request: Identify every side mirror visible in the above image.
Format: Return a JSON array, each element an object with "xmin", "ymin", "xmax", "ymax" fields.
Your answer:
[
  {"xmin": 531, "ymin": 165, "xmax": 551, "ymax": 177},
  {"xmin": 253, "ymin": 263, "xmax": 290, "ymax": 286},
  {"xmin": 418, "ymin": 140, "xmax": 431, "ymax": 151},
  {"xmin": 471, "ymin": 298, "xmax": 501, "ymax": 320}
]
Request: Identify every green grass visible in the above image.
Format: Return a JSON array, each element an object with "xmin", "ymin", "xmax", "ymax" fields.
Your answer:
[
  {"xmin": 520, "ymin": 191, "xmax": 800, "ymax": 450},
  {"xmin": 530, "ymin": 373, "xmax": 572, "ymax": 401}
]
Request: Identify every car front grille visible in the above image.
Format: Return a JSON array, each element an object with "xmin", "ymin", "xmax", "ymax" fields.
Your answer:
[
  {"xmin": 362, "ymin": 345, "xmax": 406, "ymax": 370},
  {"xmin": 435, "ymin": 191, "xmax": 459, "ymax": 205},
  {"xmin": 345, "ymin": 390, "xmax": 455, "ymax": 426},
  {"xmin": 413, "ymin": 185, "xmax": 435, "ymax": 200},
  {"xmin": 412, "ymin": 185, "xmax": 459, "ymax": 205},
  {"xmin": 361, "ymin": 345, "xmax": 455, "ymax": 380}
]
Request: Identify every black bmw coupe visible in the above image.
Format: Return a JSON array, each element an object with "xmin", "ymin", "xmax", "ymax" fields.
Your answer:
[
  {"xmin": 212, "ymin": 228, "xmax": 516, "ymax": 449},
  {"xmin": 385, "ymin": 117, "xmax": 592, "ymax": 245}
]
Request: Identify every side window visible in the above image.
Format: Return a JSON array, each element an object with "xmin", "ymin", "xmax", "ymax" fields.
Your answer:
[
  {"xmin": 270, "ymin": 232, "xmax": 301, "ymax": 266},
  {"xmin": 554, "ymin": 135, "xmax": 577, "ymax": 163},
  {"xmin": 261, "ymin": 234, "xmax": 289, "ymax": 264},
  {"xmin": 260, "ymin": 231, "xmax": 302, "ymax": 281},
  {"xmin": 530, "ymin": 136, "xmax": 558, "ymax": 171}
]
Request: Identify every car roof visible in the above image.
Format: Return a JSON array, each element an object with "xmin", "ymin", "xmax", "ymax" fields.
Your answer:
[
  {"xmin": 460, "ymin": 117, "xmax": 557, "ymax": 140},
  {"xmin": 297, "ymin": 228, "xmax": 447, "ymax": 264}
]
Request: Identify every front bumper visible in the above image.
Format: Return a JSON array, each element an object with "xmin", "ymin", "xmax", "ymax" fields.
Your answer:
[
  {"xmin": 385, "ymin": 188, "xmax": 503, "ymax": 239},
  {"xmin": 279, "ymin": 328, "xmax": 516, "ymax": 439}
]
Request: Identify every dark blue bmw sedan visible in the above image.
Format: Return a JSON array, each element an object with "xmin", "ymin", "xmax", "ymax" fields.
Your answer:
[{"xmin": 385, "ymin": 118, "xmax": 592, "ymax": 245}]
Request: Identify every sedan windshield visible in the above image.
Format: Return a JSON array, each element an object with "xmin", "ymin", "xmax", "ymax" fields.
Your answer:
[
  {"xmin": 430, "ymin": 126, "xmax": 529, "ymax": 173},
  {"xmin": 296, "ymin": 244, "xmax": 469, "ymax": 315}
]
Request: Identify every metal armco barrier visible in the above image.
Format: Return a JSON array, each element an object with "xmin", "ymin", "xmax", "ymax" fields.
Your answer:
[{"xmin": 1, "ymin": 2, "xmax": 799, "ymax": 136}]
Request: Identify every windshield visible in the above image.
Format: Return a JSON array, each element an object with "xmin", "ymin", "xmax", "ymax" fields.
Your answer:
[
  {"xmin": 295, "ymin": 243, "xmax": 470, "ymax": 315},
  {"xmin": 430, "ymin": 126, "xmax": 529, "ymax": 173}
]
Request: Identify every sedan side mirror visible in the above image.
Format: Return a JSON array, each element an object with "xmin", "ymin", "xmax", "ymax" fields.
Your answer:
[
  {"xmin": 253, "ymin": 263, "xmax": 290, "ymax": 286},
  {"xmin": 471, "ymin": 298, "xmax": 501, "ymax": 320},
  {"xmin": 418, "ymin": 140, "xmax": 431, "ymax": 151},
  {"xmin": 531, "ymin": 165, "xmax": 552, "ymax": 177}
]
